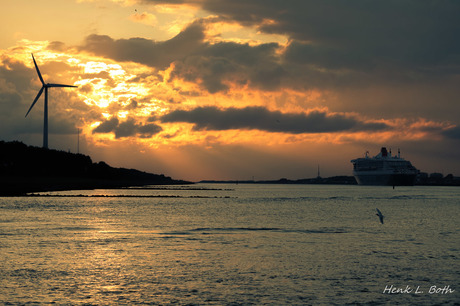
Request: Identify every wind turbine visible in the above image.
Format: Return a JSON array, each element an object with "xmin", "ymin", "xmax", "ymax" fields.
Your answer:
[{"xmin": 26, "ymin": 54, "xmax": 77, "ymax": 149}]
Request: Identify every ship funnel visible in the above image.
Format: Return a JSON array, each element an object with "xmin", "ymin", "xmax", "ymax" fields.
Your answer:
[{"xmin": 381, "ymin": 147, "xmax": 388, "ymax": 157}]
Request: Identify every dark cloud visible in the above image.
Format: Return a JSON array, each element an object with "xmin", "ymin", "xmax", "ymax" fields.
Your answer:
[
  {"xmin": 442, "ymin": 125, "xmax": 460, "ymax": 140},
  {"xmin": 169, "ymin": 41, "xmax": 283, "ymax": 92},
  {"xmin": 92, "ymin": 117, "xmax": 162, "ymax": 138},
  {"xmin": 160, "ymin": 106, "xmax": 388, "ymax": 133},
  {"xmin": 116, "ymin": 119, "xmax": 139, "ymax": 138},
  {"xmin": 0, "ymin": 57, "xmax": 33, "ymax": 93},
  {"xmin": 139, "ymin": 0, "xmax": 460, "ymax": 87},
  {"xmin": 48, "ymin": 41, "xmax": 67, "ymax": 52},
  {"xmin": 284, "ymin": 41, "xmax": 369, "ymax": 71},
  {"xmin": 78, "ymin": 20, "xmax": 286, "ymax": 92},
  {"xmin": 75, "ymin": 1, "xmax": 460, "ymax": 94},
  {"xmin": 92, "ymin": 117, "xmax": 119, "ymax": 134},
  {"xmin": 0, "ymin": 91, "xmax": 34, "ymax": 137},
  {"xmin": 79, "ymin": 20, "xmax": 205, "ymax": 70},
  {"xmin": 148, "ymin": 0, "xmax": 460, "ymax": 66},
  {"xmin": 137, "ymin": 123, "xmax": 163, "ymax": 138}
]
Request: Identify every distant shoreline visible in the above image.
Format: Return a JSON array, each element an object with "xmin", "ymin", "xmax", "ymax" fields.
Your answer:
[
  {"xmin": 200, "ymin": 175, "xmax": 460, "ymax": 187},
  {"xmin": 3, "ymin": 174, "xmax": 458, "ymax": 197}
]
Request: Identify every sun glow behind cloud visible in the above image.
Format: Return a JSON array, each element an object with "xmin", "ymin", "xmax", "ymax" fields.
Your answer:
[
  {"xmin": 76, "ymin": 61, "xmax": 146, "ymax": 109},
  {"xmin": 3, "ymin": 39, "xmax": 456, "ymax": 151}
]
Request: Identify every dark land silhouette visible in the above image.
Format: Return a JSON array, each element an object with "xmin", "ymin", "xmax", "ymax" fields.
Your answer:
[{"xmin": 0, "ymin": 141, "xmax": 190, "ymax": 196}]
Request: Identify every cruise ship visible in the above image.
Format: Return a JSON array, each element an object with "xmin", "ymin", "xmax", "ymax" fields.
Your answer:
[{"xmin": 351, "ymin": 147, "xmax": 419, "ymax": 186}]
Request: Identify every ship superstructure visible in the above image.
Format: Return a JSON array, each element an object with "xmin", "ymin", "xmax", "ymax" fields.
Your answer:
[{"xmin": 351, "ymin": 147, "xmax": 418, "ymax": 186}]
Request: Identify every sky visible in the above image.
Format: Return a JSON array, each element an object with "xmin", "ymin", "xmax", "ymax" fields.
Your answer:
[{"xmin": 1, "ymin": 0, "xmax": 459, "ymax": 181}]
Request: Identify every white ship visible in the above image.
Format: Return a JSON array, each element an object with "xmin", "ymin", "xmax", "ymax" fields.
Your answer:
[{"xmin": 351, "ymin": 147, "xmax": 418, "ymax": 186}]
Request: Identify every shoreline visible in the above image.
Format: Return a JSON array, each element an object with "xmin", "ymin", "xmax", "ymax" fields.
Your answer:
[
  {"xmin": 3, "ymin": 175, "xmax": 459, "ymax": 197},
  {"xmin": 0, "ymin": 176, "xmax": 191, "ymax": 196},
  {"xmin": 200, "ymin": 176, "xmax": 460, "ymax": 187}
]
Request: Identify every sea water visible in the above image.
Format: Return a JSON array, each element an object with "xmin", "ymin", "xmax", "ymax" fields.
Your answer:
[{"xmin": 0, "ymin": 184, "xmax": 459, "ymax": 305}]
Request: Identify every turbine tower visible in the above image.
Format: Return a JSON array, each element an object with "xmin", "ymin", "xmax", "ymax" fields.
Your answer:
[{"xmin": 26, "ymin": 54, "xmax": 77, "ymax": 149}]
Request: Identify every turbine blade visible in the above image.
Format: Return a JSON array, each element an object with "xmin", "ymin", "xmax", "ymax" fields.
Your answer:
[
  {"xmin": 32, "ymin": 54, "xmax": 45, "ymax": 86},
  {"xmin": 47, "ymin": 83, "xmax": 78, "ymax": 88},
  {"xmin": 25, "ymin": 86, "xmax": 44, "ymax": 117}
]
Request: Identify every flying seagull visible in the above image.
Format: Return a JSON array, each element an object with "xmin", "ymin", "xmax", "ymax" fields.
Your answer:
[
  {"xmin": 26, "ymin": 54, "xmax": 77, "ymax": 149},
  {"xmin": 376, "ymin": 208, "xmax": 384, "ymax": 224}
]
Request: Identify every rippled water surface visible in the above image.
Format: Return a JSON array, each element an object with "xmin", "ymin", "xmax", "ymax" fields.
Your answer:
[{"xmin": 1, "ymin": 184, "xmax": 459, "ymax": 305}]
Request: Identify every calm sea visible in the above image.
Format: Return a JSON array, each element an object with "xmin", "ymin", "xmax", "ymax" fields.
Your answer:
[{"xmin": 0, "ymin": 184, "xmax": 459, "ymax": 305}]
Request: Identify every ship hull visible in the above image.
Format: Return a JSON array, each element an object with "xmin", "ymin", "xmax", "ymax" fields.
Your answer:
[{"xmin": 353, "ymin": 172, "xmax": 417, "ymax": 186}]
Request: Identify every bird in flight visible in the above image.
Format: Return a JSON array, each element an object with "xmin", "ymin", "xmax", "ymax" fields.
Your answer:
[{"xmin": 376, "ymin": 208, "xmax": 384, "ymax": 224}]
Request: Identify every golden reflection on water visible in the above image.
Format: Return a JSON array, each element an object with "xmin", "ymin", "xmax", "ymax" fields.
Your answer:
[
  {"xmin": 70, "ymin": 214, "xmax": 134, "ymax": 303},
  {"xmin": 1, "ymin": 186, "xmax": 459, "ymax": 305}
]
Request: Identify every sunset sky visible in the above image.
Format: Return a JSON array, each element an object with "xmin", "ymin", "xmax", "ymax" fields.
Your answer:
[{"xmin": 1, "ymin": 0, "xmax": 459, "ymax": 181}]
